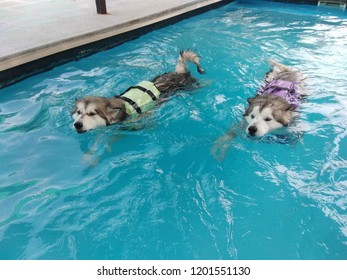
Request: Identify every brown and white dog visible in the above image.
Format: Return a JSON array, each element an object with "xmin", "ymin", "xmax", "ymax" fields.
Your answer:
[
  {"xmin": 212, "ymin": 59, "xmax": 306, "ymax": 161},
  {"xmin": 244, "ymin": 59, "xmax": 306, "ymax": 137},
  {"xmin": 72, "ymin": 50, "xmax": 204, "ymax": 133}
]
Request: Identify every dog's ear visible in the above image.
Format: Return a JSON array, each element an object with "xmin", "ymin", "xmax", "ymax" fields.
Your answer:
[
  {"xmin": 286, "ymin": 104, "xmax": 296, "ymax": 111},
  {"xmin": 94, "ymin": 99, "xmax": 126, "ymax": 125},
  {"xmin": 279, "ymin": 117, "xmax": 290, "ymax": 127},
  {"xmin": 279, "ymin": 105, "xmax": 296, "ymax": 125},
  {"xmin": 104, "ymin": 107, "xmax": 125, "ymax": 124},
  {"xmin": 100, "ymin": 98, "xmax": 126, "ymax": 125},
  {"xmin": 247, "ymin": 98, "xmax": 254, "ymax": 104},
  {"xmin": 275, "ymin": 110, "xmax": 292, "ymax": 127}
]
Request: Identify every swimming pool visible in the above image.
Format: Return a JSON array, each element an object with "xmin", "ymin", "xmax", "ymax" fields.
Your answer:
[{"xmin": 0, "ymin": 0, "xmax": 347, "ymax": 260}]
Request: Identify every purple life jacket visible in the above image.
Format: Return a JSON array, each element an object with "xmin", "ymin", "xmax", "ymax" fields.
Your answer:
[{"xmin": 257, "ymin": 80, "xmax": 301, "ymax": 108}]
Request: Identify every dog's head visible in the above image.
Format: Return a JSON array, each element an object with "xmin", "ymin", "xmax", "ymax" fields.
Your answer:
[
  {"xmin": 244, "ymin": 95, "xmax": 296, "ymax": 137},
  {"xmin": 72, "ymin": 97, "xmax": 126, "ymax": 133}
]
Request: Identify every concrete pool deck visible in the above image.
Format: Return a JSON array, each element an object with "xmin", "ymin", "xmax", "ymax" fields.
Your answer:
[{"xmin": 0, "ymin": 0, "xmax": 233, "ymax": 86}]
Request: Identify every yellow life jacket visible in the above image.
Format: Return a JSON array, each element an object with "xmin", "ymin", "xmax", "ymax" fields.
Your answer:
[{"xmin": 119, "ymin": 81, "xmax": 161, "ymax": 115}]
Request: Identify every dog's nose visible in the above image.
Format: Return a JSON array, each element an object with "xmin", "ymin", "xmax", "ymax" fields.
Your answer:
[
  {"xmin": 248, "ymin": 126, "xmax": 257, "ymax": 136},
  {"xmin": 74, "ymin": 122, "xmax": 83, "ymax": 130}
]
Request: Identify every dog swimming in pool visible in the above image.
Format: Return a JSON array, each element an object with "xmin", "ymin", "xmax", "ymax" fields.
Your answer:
[
  {"xmin": 72, "ymin": 50, "xmax": 204, "ymax": 133},
  {"xmin": 212, "ymin": 59, "xmax": 307, "ymax": 161}
]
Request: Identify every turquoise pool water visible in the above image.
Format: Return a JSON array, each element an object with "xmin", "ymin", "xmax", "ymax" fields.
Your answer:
[{"xmin": 1, "ymin": 0, "xmax": 347, "ymax": 259}]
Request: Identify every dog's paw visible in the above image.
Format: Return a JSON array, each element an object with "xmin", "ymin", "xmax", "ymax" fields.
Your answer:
[
  {"xmin": 211, "ymin": 134, "xmax": 234, "ymax": 162},
  {"xmin": 82, "ymin": 153, "xmax": 101, "ymax": 167}
]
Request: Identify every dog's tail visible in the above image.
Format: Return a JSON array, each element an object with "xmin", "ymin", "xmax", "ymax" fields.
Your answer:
[
  {"xmin": 175, "ymin": 50, "xmax": 205, "ymax": 74},
  {"xmin": 268, "ymin": 59, "xmax": 293, "ymax": 72}
]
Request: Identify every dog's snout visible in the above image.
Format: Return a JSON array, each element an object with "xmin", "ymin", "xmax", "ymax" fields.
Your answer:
[
  {"xmin": 74, "ymin": 122, "xmax": 83, "ymax": 130},
  {"xmin": 248, "ymin": 125, "xmax": 257, "ymax": 136}
]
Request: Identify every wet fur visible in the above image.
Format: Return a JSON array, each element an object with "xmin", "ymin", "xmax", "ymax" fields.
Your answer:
[{"xmin": 72, "ymin": 50, "xmax": 204, "ymax": 133}]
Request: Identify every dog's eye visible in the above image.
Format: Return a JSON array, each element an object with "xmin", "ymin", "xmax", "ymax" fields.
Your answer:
[
  {"xmin": 251, "ymin": 114, "xmax": 255, "ymax": 119},
  {"xmin": 76, "ymin": 110, "xmax": 81, "ymax": 115},
  {"xmin": 88, "ymin": 112, "xmax": 96, "ymax": 116},
  {"xmin": 265, "ymin": 117, "xmax": 272, "ymax": 122}
]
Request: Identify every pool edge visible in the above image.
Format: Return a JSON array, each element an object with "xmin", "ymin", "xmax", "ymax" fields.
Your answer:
[{"xmin": 0, "ymin": 0, "xmax": 234, "ymax": 89}]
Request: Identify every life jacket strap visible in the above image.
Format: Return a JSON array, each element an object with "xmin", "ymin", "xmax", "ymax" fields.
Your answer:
[
  {"xmin": 119, "ymin": 95, "xmax": 142, "ymax": 114},
  {"xmin": 132, "ymin": 85, "xmax": 158, "ymax": 101}
]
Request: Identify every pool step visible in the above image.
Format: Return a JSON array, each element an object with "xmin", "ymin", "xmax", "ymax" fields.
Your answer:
[{"xmin": 318, "ymin": 0, "xmax": 347, "ymax": 10}]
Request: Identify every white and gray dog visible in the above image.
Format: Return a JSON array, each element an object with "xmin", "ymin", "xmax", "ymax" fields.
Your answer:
[
  {"xmin": 212, "ymin": 59, "xmax": 306, "ymax": 161},
  {"xmin": 72, "ymin": 50, "xmax": 204, "ymax": 133},
  {"xmin": 244, "ymin": 59, "xmax": 306, "ymax": 137}
]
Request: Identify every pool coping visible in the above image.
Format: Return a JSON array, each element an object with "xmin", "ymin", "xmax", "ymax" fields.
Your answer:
[{"xmin": 0, "ymin": 0, "xmax": 234, "ymax": 88}]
